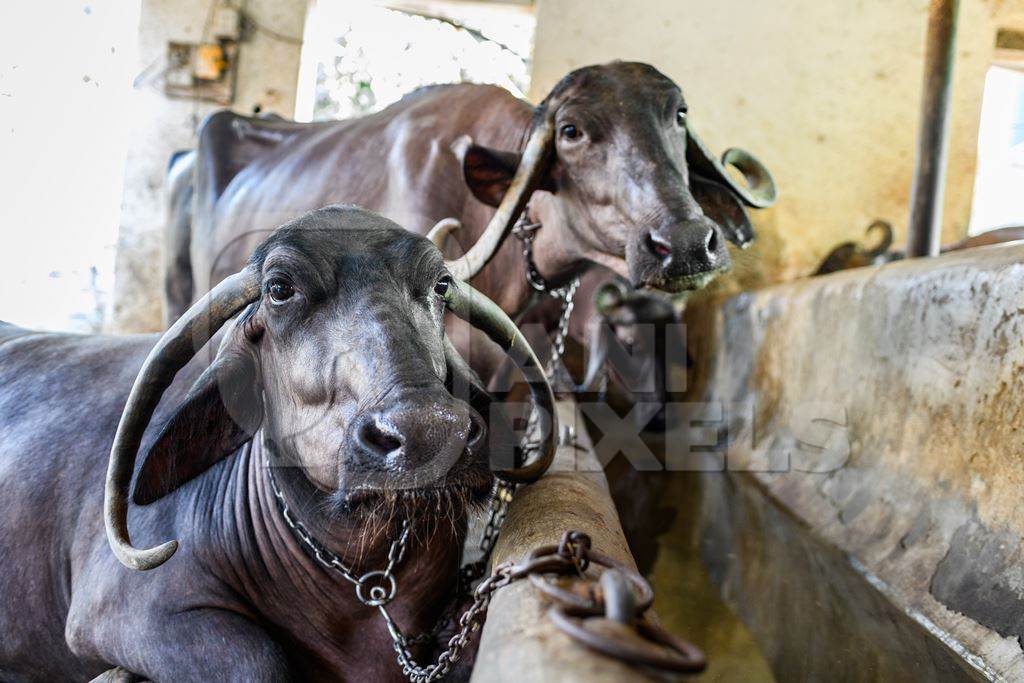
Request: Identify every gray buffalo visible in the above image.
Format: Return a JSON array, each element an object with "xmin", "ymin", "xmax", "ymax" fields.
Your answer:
[{"xmin": 0, "ymin": 206, "xmax": 553, "ymax": 681}]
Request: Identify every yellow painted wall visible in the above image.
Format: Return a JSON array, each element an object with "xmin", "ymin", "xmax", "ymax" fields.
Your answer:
[{"xmin": 530, "ymin": 0, "xmax": 1024, "ymax": 285}]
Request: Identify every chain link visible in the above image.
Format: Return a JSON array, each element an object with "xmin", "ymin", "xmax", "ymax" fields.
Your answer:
[
  {"xmin": 458, "ymin": 481, "xmax": 516, "ymax": 588},
  {"xmin": 510, "ymin": 207, "xmax": 580, "ymax": 384},
  {"xmin": 379, "ymin": 561, "xmax": 518, "ymax": 682},
  {"xmin": 511, "ymin": 210, "xmax": 579, "ymax": 302},
  {"xmin": 266, "ymin": 445, "xmax": 539, "ymax": 681},
  {"xmin": 378, "ymin": 532, "xmax": 596, "ymax": 683},
  {"xmin": 546, "ymin": 278, "xmax": 579, "ymax": 379}
]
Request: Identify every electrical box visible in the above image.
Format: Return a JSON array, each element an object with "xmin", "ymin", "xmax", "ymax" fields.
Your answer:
[{"xmin": 164, "ymin": 40, "xmax": 238, "ymax": 105}]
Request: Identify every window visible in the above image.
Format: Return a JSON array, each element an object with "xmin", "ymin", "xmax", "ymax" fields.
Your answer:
[
  {"xmin": 968, "ymin": 33, "xmax": 1024, "ymax": 235},
  {"xmin": 295, "ymin": 0, "xmax": 534, "ymax": 122}
]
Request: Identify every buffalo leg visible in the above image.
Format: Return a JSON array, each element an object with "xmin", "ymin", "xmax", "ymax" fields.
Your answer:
[{"xmin": 70, "ymin": 608, "xmax": 289, "ymax": 682}]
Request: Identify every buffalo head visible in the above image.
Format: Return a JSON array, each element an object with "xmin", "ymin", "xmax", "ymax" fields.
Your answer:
[
  {"xmin": 450, "ymin": 61, "xmax": 776, "ymax": 292},
  {"xmin": 103, "ymin": 206, "xmax": 554, "ymax": 570}
]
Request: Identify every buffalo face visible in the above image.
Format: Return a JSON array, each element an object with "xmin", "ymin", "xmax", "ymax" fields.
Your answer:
[
  {"xmin": 126, "ymin": 207, "xmax": 505, "ymax": 542},
  {"xmin": 249, "ymin": 218, "xmax": 496, "ymax": 513},
  {"xmin": 461, "ymin": 62, "xmax": 770, "ymax": 292}
]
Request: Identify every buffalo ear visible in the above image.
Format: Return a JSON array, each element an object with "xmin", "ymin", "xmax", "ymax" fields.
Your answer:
[
  {"xmin": 131, "ymin": 348, "xmax": 262, "ymax": 505},
  {"xmin": 456, "ymin": 136, "xmax": 555, "ymax": 208},
  {"xmin": 690, "ymin": 173, "xmax": 756, "ymax": 248}
]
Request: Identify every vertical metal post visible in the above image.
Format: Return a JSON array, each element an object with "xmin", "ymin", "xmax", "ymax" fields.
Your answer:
[{"xmin": 907, "ymin": 0, "xmax": 960, "ymax": 258}]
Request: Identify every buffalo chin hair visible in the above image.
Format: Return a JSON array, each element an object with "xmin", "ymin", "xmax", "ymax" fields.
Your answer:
[{"xmin": 329, "ymin": 477, "xmax": 495, "ymax": 548}]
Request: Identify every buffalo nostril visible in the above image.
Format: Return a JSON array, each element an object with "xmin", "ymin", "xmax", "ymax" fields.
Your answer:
[
  {"xmin": 467, "ymin": 413, "xmax": 485, "ymax": 448},
  {"xmin": 358, "ymin": 418, "xmax": 402, "ymax": 457},
  {"xmin": 705, "ymin": 229, "xmax": 719, "ymax": 257},
  {"xmin": 646, "ymin": 232, "xmax": 672, "ymax": 259}
]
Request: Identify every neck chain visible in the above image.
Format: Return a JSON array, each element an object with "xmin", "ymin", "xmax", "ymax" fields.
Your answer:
[
  {"xmin": 510, "ymin": 206, "xmax": 580, "ymax": 382},
  {"xmin": 263, "ymin": 437, "xmax": 517, "ymax": 683},
  {"xmin": 511, "ymin": 206, "xmax": 579, "ymax": 300},
  {"xmin": 266, "ymin": 461, "xmax": 409, "ymax": 601}
]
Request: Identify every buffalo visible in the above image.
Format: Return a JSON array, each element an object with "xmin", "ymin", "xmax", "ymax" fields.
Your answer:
[{"xmin": 0, "ymin": 206, "xmax": 553, "ymax": 681}]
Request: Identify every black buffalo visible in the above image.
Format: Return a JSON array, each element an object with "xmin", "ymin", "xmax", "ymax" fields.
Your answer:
[{"xmin": 0, "ymin": 206, "xmax": 553, "ymax": 681}]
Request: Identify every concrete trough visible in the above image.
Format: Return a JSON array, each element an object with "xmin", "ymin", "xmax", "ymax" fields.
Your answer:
[{"xmin": 655, "ymin": 242, "xmax": 1024, "ymax": 680}]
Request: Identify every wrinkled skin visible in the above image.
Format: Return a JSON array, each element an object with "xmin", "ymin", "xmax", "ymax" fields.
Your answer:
[
  {"xmin": 171, "ymin": 62, "xmax": 752, "ymax": 382},
  {"xmin": 0, "ymin": 207, "xmax": 501, "ymax": 682}
]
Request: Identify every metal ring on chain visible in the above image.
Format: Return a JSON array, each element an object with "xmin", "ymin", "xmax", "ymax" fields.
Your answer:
[
  {"xmin": 528, "ymin": 565, "xmax": 654, "ymax": 614},
  {"xmin": 265, "ymin": 457, "xmax": 409, "ymax": 592},
  {"xmin": 511, "ymin": 207, "xmax": 577, "ymax": 300},
  {"xmin": 357, "ymin": 570, "xmax": 398, "ymax": 607},
  {"xmin": 525, "ymin": 542, "xmax": 654, "ymax": 614},
  {"xmin": 548, "ymin": 604, "xmax": 707, "ymax": 673}
]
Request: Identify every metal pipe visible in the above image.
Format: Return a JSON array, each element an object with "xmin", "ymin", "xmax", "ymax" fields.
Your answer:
[
  {"xmin": 907, "ymin": 0, "xmax": 960, "ymax": 258},
  {"xmin": 471, "ymin": 401, "xmax": 667, "ymax": 682}
]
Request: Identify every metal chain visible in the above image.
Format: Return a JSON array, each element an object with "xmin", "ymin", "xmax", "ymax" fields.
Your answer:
[
  {"xmin": 509, "ymin": 206, "xmax": 580, "ymax": 383},
  {"xmin": 379, "ymin": 531, "xmax": 597, "ymax": 683},
  {"xmin": 379, "ymin": 561, "xmax": 518, "ymax": 683},
  {"xmin": 266, "ymin": 447, "xmax": 533, "ymax": 682},
  {"xmin": 511, "ymin": 210, "xmax": 578, "ymax": 301},
  {"xmin": 511, "ymin": 214, "xmax": 551, "ymax": 294},
  {"xmin": 458, "ymin": 481, "xmax": 516, "ymax": 588},
  {"xmin": 546, "ymin": 277, "xmax": 579, "ymax": 378},
  {"xmin": 267, "ymin": 462, "xmax": 410, "ymax": 601}
]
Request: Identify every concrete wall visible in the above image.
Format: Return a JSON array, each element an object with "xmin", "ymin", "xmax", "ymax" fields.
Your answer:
[
  {"xmin": 530, "ymin": 0, "xmax": 1024, "ymax": 285},
  {"xmin": 667, "ymin": 243, "xmax": 1024, "ymax": 679},
  {"xmin": 111, "ymin": 0, "xmax": 308, "ymax": 332}
]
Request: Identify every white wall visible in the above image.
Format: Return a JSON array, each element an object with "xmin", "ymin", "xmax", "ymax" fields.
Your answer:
[
  {"xmin": 111, "ymin": 0, "xmax": 309, "ymax": 332},
  {"xmin": 0, "ymin": 1, "xmax": 140, "ymax": 332}
]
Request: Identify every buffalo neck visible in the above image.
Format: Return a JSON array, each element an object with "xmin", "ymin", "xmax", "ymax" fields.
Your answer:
[{"xmin": 218, "ymin": 436, "xmax": 464, "ymax": 671}]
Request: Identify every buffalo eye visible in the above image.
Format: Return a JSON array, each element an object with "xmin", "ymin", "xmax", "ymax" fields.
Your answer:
[
  {"xmin": 676, "ymin": 107, "xmax": 688, "ymax": 127},
  {"xmin": 434, "ymin": 274, "xmax": 453, "ymax": 298},
  {"xmin": 560, "ymin": 123, "xmax": 581, "ymax": 141},
  {"xmin": 267, "ymin": 279, "xmax": 295, "ymax": 303}
]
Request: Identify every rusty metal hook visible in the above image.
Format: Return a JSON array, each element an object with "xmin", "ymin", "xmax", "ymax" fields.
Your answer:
[
  {"xmin": 524, "ymin": 531, "xmax": 706, "ymax": 674},
  {"xmin": 548, "ymin": 602, "xmax": 707, "ymax": 674},
  {"xmin": 528, "ymin": 557, "xmax": 654, "ymax": 615}
]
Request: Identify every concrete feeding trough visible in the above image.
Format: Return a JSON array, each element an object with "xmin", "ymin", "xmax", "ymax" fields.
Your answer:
[{"xmin": 656, "ymin": 242, "xmax": 1024, "ymax": 681}]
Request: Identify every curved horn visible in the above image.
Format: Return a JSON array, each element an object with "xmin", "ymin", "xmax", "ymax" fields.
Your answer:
[
  {"xmin": 104, "ymin": 267, "xmax": 261, "ymax": 570},
  {"xmin": 685, "ymin": 121, "xmax": 777, "ymax": 209},
  {"xmin": 864, "ymin": 219, "xmax": 894, "ymax": 256},
  {"xmin": 446, "ymin": 109, "xmax": 557, "ymax": 281},
  {"xmin": 427, "ymin": 217, "xmax": 461, "ymax": 249},
  {"xmin": 443, "ymin": 278, "xmax": 555, "ymax": 483}
]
